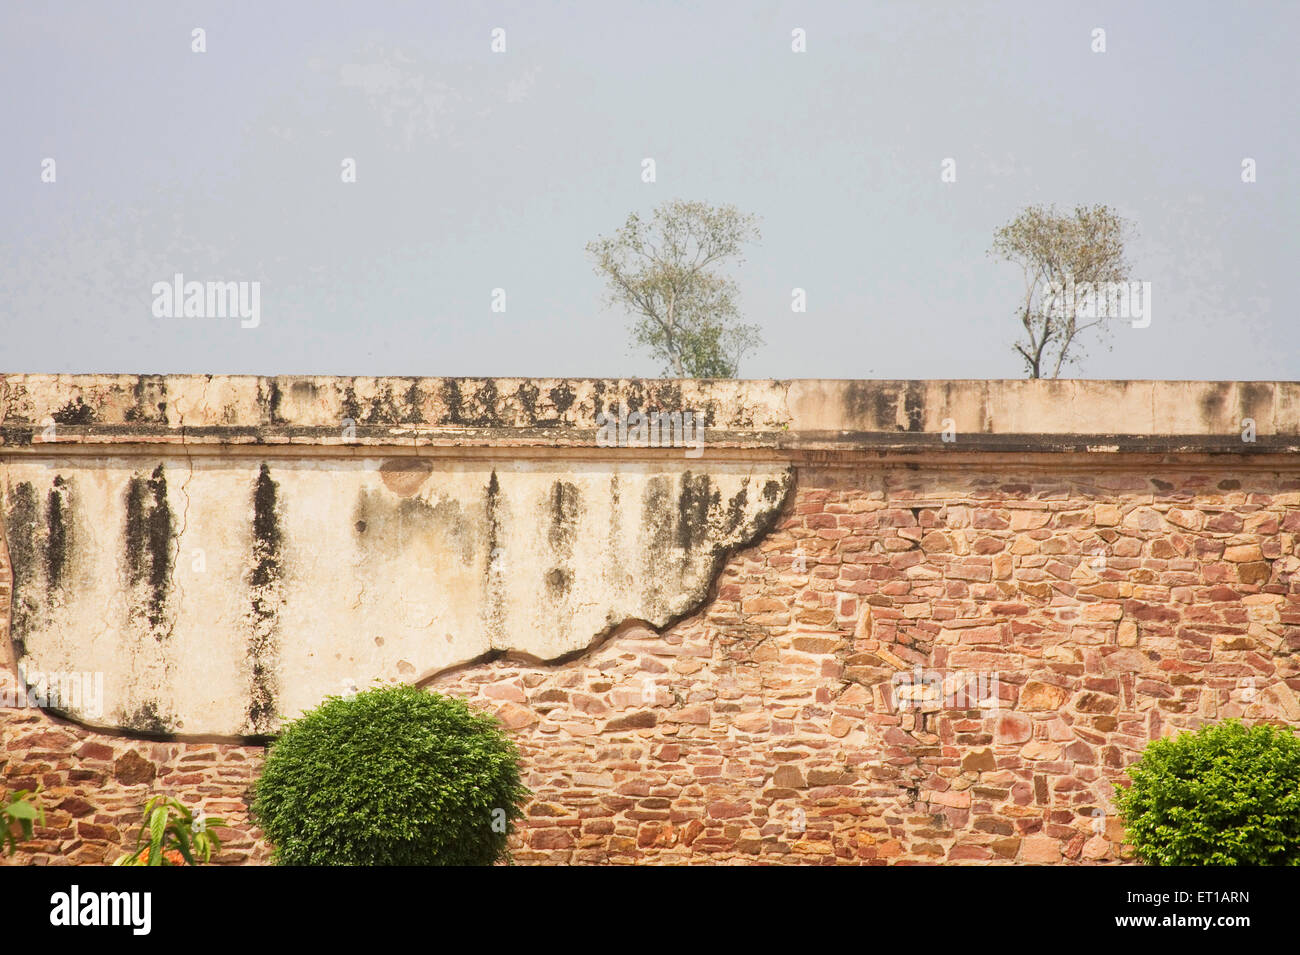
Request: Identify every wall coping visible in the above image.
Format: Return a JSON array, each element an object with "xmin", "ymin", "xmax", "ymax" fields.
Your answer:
[{"xmin": 2, "ymin": 375, "xmax": 1298, "ymax": 455}]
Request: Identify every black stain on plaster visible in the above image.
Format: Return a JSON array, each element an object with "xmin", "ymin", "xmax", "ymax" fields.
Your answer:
[
  {"xmin": 476, "ymin": 381, "xmax": 501, "ymax": 426},
  {"xmin": 548, "ymin": 481, "xmax": 580, "ymax": 552},
  {"xmin": 112, "ymin": 464, "xmax": 178, "ymax": 737},
  {"xmin": 0, "ymin": 424, "xmax": 34, "ymax": 446},
  {"xmin": 45, "ymin": 476, "xmax": 73, "ymax": 595},
  {"xmin": 123, "ymin": 376, "xmax": 167, "ymax": 423},
  {"xmin": 4, "ymin": 482, "xmax": 40, "ymax": 659},
  {"xmin": 352, "ymin": 488, "xmax": 477, "ymax": 565},
  {"xmin": 351, "ymin": 380, "xmax": 427, "ymax": 425},
  {"xmin": 337, "ymin": 378, "xmax": 432, "ymax": 426},
  {"xmin": 483, "ymin": 470, "xmax": 506, "ymax": 645},
  {"xmin": 622, "ymin": 381, "xmax": 645, "ymax": 415},
  {"xmin": 842, "ymin": 382, "xmax": 928, "ymax": 432},
  {"xmin": 441, "ymin": 380, "xmax": 465, "ymax": 424},
  {"xmin": 843, "ymin": 381, "xmax": 881, "ymax": 429},
  {"xmin": 124, "ymin": 465, "xmax": 173, "ymax": 632},
  {"xmin": 342, "ymin": 386, "xmax": 362, "ymax": 423},
  {"xmin": 605, "ymin": 473, "xmax": 625, "ymax": 600},
  {"xmin": 904, "ymin": 382, "xmax": 925, "ymax": 432},
  {"xmin": 403, "ymin": 381, "xmax": 427, "ymax": 423},
  {"xmin": 440, "ymin": 379, "xmax": 505, "ymax": 428},
  {"xmin": 545, "ymin": 481, "xmax": 581, "ymax": 599},
  {"xmin": 654, "ymin": 381, "xmax": 684, "ymax": 412},
  {"xmin": 252, "ymin": 465, "xmax": 282, "ymax": 585},
  {"xmin": 289, "ymin": 380, "xmax": 320, "ymax": 403},
  {"xmin": 676, "ymin": 472, "xmax": 720, "ymax": 551},
  {"xmin": 265, "ymin": 380, "xmax": 285, "ymax": 425},
  {"xmin": 873, "ymin": 387, "xmax": 894, "ymax": 430},
  {"xmin": 1198, "ymin": 383, "xmax": 1230, "ymax": 426},
  {"xmin": 724, "ymin": 481, "xmax": 750, "ymax": 535},
  {"xmin": 52, "ymin": 397, "xmax": 95, "ymax": 425},
  {"xmin": 639, "ymin": 475, "xmax": 682, "ymax": 617},
  {"xmin": 1239, "ymin": 382, "xmax": 1272, "ymax": 427},
  {"xmin": 121, "ymin": 700, "xmax": 172, "ymax": 737},
  {"xmin": 548, "ymin": 382, "xmax": 576, "ymax": 417},
  {"xmin": 514, "ymin": 382, "xmax": 540, "ymax": 421},
  {"xmin": 638, "ymin": 470, "xmax": 796, "ymax": 624},
  {"xmin": 545, "ymin": 567, "xmax": 573, "ymax": 598},
  {"xmin": 486, "ymin": 471, "xmax": 501, "ymax": 545},
  {"xmin": 247, "ymin": 463, "xmax": 283, "ymax": 734}
]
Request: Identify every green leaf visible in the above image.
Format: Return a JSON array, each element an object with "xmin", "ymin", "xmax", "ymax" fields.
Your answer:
[
  {"xmin": 149, "ymin": 808, "xmax": 167, "ymax": 859},
  {"xmin": 5, "ymin": 801, "xmax": 39, "ymax": 821}
]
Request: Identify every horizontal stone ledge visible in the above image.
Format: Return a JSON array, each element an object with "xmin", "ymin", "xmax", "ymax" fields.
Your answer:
[
  {"xmin": 2, "ymin": 375, "xmax": 1298, "ymax": 451},
  {"xmin": 1, "ymin": 426, "xmax": 1297, "ymax": 457}
]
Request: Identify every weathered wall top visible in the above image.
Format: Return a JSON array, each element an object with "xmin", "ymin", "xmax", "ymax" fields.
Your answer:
[
  {"xmin": 2, "ymin": 375, "xmax": 1297, "ymax": 740},
  {"xmin": 3, "ymin": 376, "xmax": 1299, "ymax": 454}
]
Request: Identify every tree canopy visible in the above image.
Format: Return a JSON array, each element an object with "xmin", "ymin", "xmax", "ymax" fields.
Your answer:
[
  {"xmin": 588, "ymin": 199, "xmax": 762, "ymax": 378},
  {"xmin": 990, "ymin": 204, "xmax": 1133, "ymax": 378}
]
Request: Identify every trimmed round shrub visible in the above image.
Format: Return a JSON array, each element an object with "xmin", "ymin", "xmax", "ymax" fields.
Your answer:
[
  {"xmin": 1115, "ymin": 719, "xmax": 1300, "ymax": 866},
  {"xmin": 251, "ymin": 684, "xmax": 529, "ymax": 865}
]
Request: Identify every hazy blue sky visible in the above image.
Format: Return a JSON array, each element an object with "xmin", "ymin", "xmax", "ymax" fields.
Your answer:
[{"xmin": 2, "ymin": 1, "xmax": 1296, "ymax": 380}]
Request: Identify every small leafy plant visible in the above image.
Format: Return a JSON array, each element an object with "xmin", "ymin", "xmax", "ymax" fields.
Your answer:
[
  {"xmin": 1115, "ymin": 719, "xmax": 1300, "ymax": 866},
  {"xmin": 2, "ymin": 788, "xmax": 44, "ymax": 855},
  {"xmin": 113, "ymin": 796, "xmax": 225, "ymax": 866},
  {"xmin": 251, "ymin": 684, "xmax": 530, "ymax": 866}
]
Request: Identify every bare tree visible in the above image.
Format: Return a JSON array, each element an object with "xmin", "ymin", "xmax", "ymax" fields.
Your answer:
[
  {"xmin": 990, "ymin": 204, "xmax": 1133, "ymax": 378},
  {"xmin": 587, "ymin": 199, "xmax": 762, "ymax": 378}
]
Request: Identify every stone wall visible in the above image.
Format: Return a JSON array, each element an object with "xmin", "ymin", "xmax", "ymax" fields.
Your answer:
[
  {"xmin": 433, "ymin": 464, "xmax": 1300, "ymax": 863},
  {"xmin": 2, "ymin": 377, "xmax": 1298, "ymax": 864}
]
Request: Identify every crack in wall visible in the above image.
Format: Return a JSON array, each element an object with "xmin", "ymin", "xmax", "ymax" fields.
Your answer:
[{"xmin": 418, "ymin": 468, "xmax": 798, "ymax": 696}]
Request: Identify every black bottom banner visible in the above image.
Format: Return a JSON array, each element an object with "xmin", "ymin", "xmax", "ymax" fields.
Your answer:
[{"xmin": 0, "ymin": 862, "xmax": 1284, "ymax": 940}]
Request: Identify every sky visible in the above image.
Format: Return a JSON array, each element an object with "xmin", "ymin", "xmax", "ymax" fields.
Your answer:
[{"xmin": 1, "ymin": 0, "xmax": 1296, "ymax": 380}]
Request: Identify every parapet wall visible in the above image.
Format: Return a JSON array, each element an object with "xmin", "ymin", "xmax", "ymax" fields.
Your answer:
[
  {"xmin": 2, "ymin": 377, "xmax": 1298, "ymax": 864},
  {"xmin": 3, "ymin": 375, "xmax": 1299, "ymax": 451}
]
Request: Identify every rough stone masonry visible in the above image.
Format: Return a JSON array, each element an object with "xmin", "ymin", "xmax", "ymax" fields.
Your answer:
[{"xmin": 1, "ymin": 375, "xmax": 1297, "ymax": 864}]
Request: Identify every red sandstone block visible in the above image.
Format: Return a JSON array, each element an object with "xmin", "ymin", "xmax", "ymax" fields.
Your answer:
[
  {"xmin": 948, "ymin": 564, "xmax": 992, "ymax": 582},
  {"xmin": 927, "ymin": 789, "xmax": 970, "ymax": 809},
  {"xmin": 75, "ymin": 821, "xmax": 117, "ymax": 842},
  {"xmin": 706, "ymin": 801, "xmax": 749, "ymax": 820},
  {"xmin": 995, "ymin": 712, "xmax": 1033, "ymax": 744},
  {"xmin": 948, "ymin": 843, "xmax": 993, "ymax": 861},
  {"xmin": 530, "ymin": 829, "xmax": 576, "ymax": 850}
]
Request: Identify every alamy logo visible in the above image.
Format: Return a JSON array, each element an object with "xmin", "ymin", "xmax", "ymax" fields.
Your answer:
[
  {"xmin": 151, "ymin": 273, "xmax": 261, "ymax": 328},
  {"xmin": 0, "ymin": 665, "xmax": 103, "ymax": 719},
  {"xmin": 1043, "ymin": 275, "xmax": 1152, "ymax": 328},
  {"xmin": 595, "ymin": 402, "xmax": 705, "ymax": 458},
  {"xmin": 50, "ymin": 885, "xmax": 151, "ymax": 935}
]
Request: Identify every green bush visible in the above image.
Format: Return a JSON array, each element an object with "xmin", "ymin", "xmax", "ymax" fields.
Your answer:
[
  {"xmin": 1115, "ymin": 719, "xmax": 1300, "ymax": 866},
  {"xmin": 251, "ymin": 684, "xmax": 529, "ymax": 865}
]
